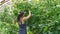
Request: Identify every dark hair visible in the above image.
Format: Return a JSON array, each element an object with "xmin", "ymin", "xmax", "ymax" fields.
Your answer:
[{"xmin": 17, "ymin": 11, "xmax": 24, "ymax": 22}]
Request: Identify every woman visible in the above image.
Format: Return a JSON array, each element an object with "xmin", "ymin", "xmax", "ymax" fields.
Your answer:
[{"xmin": 17, "ymin": 10, "xmax": 31, "ymax": 34}]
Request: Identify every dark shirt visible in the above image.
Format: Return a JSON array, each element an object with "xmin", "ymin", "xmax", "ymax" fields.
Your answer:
[{"xmin": 19, "ymin": 23, "xmax": 27, "ymax": 34}]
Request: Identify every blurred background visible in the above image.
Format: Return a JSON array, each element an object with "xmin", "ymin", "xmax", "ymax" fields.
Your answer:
[{"xmin": 0, "ymin": 0, "xmax": 60, "ymax": 34}]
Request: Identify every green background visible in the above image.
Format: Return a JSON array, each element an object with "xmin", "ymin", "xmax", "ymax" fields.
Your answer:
[{"xmin": 0, "ymin": 0, "xmax": 60, "ymax": 34}]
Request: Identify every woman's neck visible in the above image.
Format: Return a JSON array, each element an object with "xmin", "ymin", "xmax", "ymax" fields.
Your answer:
[{"xmin": 20, "ymin": 17, "xmax": 25, "ymax": 24}]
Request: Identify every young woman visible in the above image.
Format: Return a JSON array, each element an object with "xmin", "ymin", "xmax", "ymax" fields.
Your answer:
[{"xmin": 17, "ymin": 10, "xmax": 31, "ymax": 34}]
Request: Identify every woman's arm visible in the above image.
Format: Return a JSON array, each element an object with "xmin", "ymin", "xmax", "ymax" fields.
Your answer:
[{"xmin": 23, "ymin": 10, "xmax": 31, "ymax": 20}]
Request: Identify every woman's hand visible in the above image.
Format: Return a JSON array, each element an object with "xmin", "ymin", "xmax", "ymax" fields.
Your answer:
[{"xmin": 23, "ymin": 10, "xmax": 31, "ymax": 20}]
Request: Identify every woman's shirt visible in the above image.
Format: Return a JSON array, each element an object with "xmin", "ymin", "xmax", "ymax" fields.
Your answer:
[
  {"xmin": 18, "ymin": 23, "xmax": 27, "ymax": 34},
  {"xmin": 19, "ymin": 23, "xmax": 26, "ymax": 30}
]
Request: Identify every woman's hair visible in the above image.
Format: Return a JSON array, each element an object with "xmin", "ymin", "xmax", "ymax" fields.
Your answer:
[{"xmin": 17, "ymin": 11, "xmax": 24, "ymax": 22}]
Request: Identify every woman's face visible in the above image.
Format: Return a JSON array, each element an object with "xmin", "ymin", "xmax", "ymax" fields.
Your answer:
[{"xmin": 17, "ymin": 11, "xmax": 24, "ymax": 22}]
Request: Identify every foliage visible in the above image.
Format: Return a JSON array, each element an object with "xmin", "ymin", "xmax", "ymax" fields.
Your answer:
[{"xmin": 0, "ymin": 0, "xmax": 60, "ymax": 34}]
